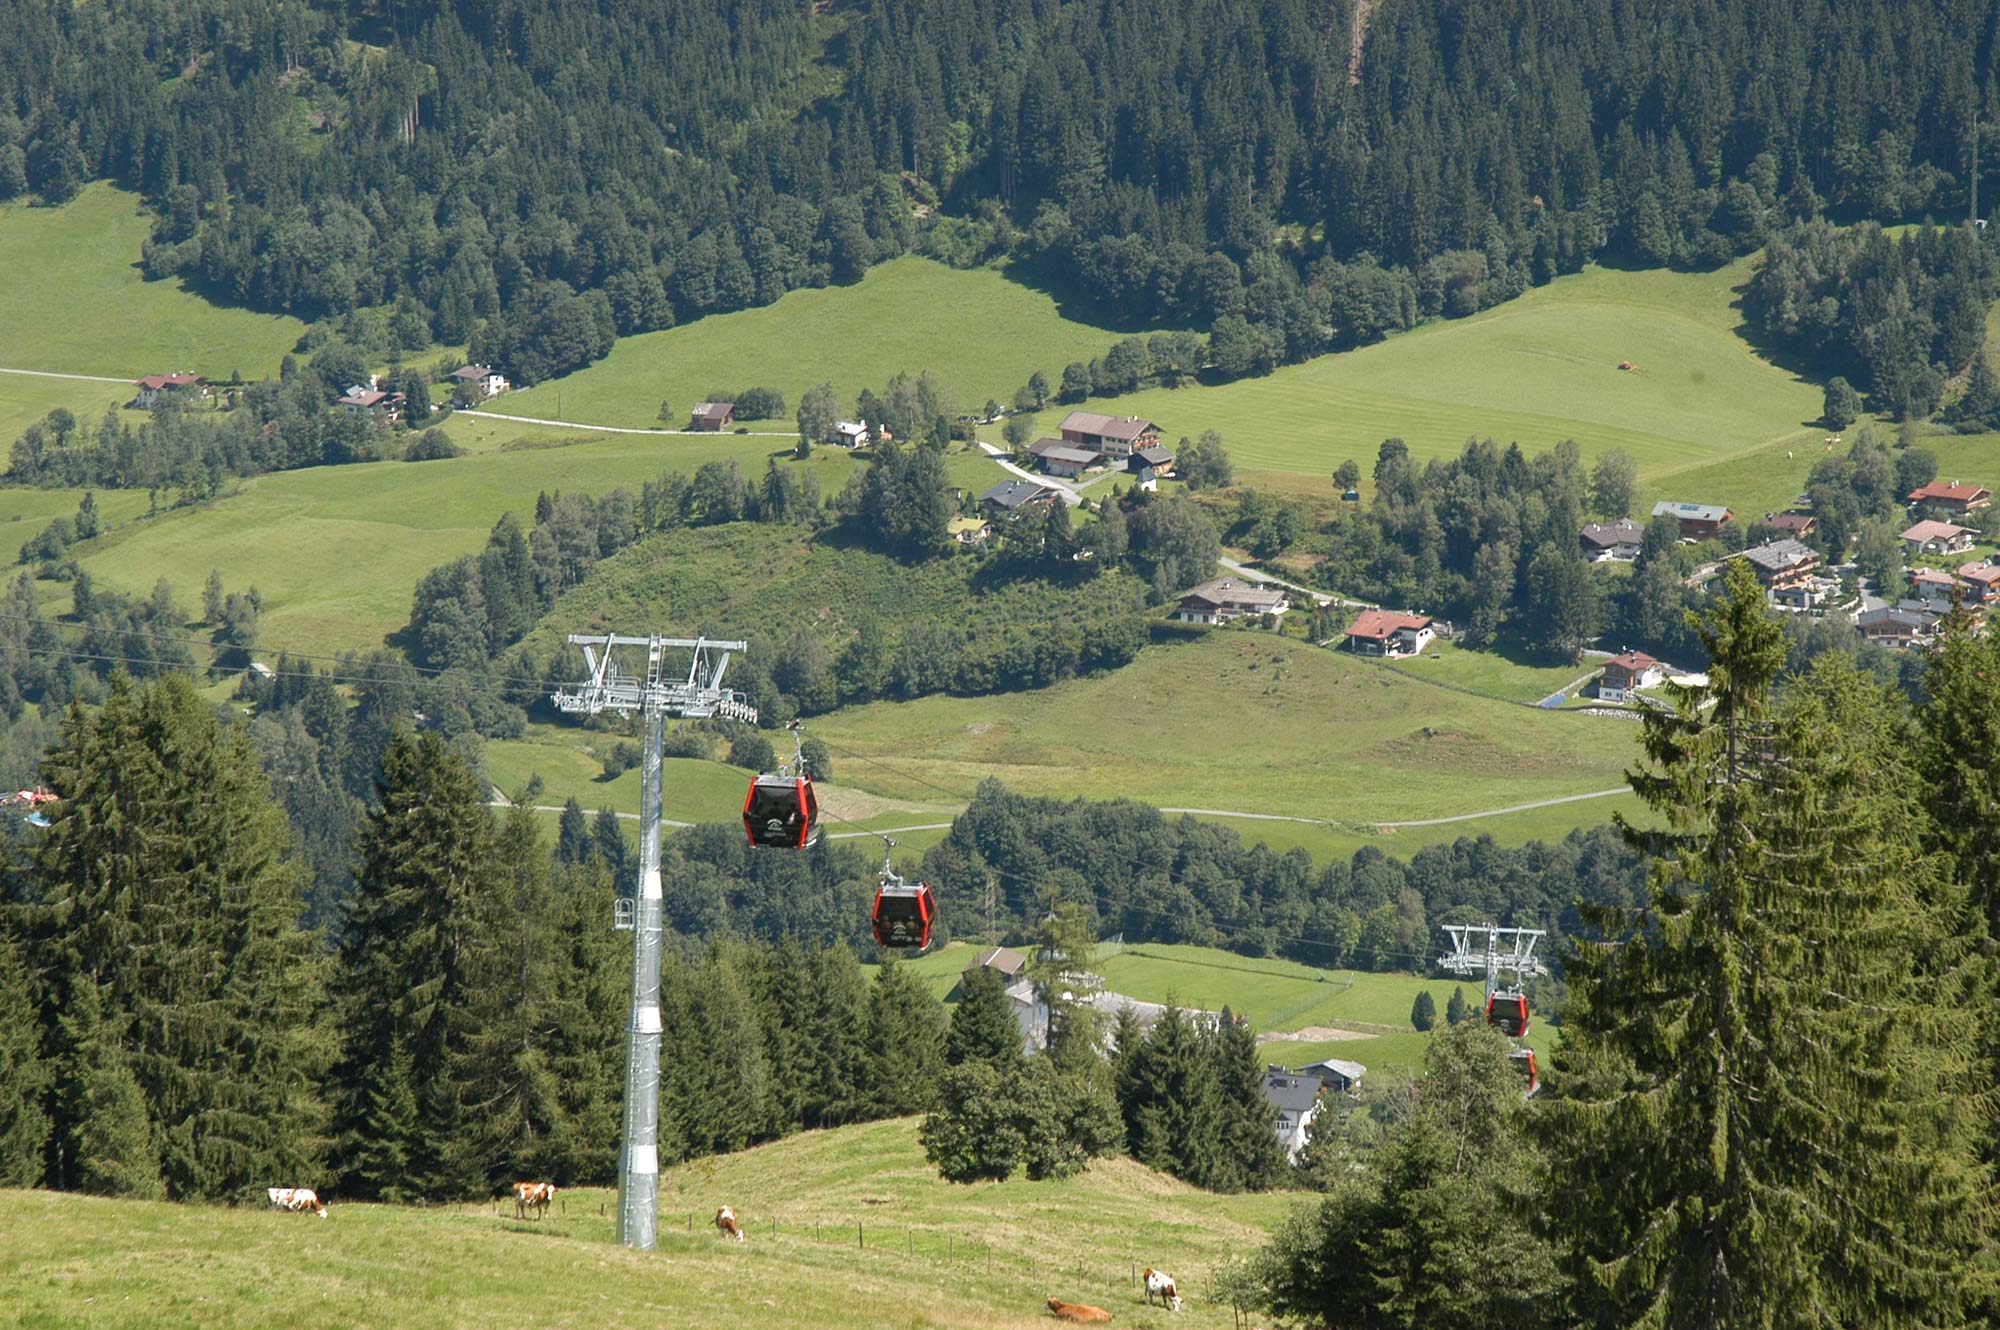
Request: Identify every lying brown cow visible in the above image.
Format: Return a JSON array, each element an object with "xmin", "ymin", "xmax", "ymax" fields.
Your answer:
[{"xmin": 1047, "ymin": 1297, "xmax": 1113, "ymax": 1322}]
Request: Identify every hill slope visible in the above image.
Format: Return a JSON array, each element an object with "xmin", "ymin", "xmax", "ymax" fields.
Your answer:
[
  {"xmin": 500, "ymin": 256, "xmax": 1138, "ymax": 426},
  {"xmin": 1068, "ymin": 257, "xmax": 1823, "ymax": 491},
  {"xmin": 2, "ymin": 1119, "xmax": 1296, "ymax": 1329},
  {"xmin": 0, "ymin": 183, "xmax": 304, "ymax": 378}
]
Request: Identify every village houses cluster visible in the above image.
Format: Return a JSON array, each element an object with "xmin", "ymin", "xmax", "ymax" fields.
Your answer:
[
  {"xmin": 131, "ymin": 363, "xmax": 512, "ymax": 424},
  {"xmin": 1580, "ymin": 479, "xmax": 1998, "ymax": 692},
  {"xmin": 959, "ymin": 947, "xmax": 1363, "ymax": 1162}
]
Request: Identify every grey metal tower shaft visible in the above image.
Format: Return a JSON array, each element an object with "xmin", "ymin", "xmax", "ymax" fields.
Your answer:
[
  {"xmin": 617, "ymin": 706, "xmax": 667, "ymax": 1249},
  {"xmin": 551, "ymin": 634, "xmax": 754, "ymax": 1252}
]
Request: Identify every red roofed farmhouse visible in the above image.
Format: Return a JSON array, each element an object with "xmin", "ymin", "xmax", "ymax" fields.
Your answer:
[
  {"xmin": 1907, "ymin": 481, "xmax": 1991, "ymax": 518},
  {"xmin": 1343, "ymin": 610, "xmax": 1434, "ymax": 657},
  {"xmin": 1596, "ymin": 650, "xmax": 1663, "ymax": 701}
]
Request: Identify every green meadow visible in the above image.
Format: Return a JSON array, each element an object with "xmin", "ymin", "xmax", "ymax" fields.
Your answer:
[
  {"xmin": 810, "ymin": 631, "xmax": 1636, "ymax": 830},
  {"xmin": 900, "ymin": 940, "xmax": 1558, "ymax": 1077},
  {"xmin": 70, "ymin": 429, "xmax": 1009, "ymax": 655},
  {"xmin": 1056, "ymin": 258, "xmax": 1823, "ymax": 498},
  {"xmin": 500, "ymin": 256, "xmax": 1136, "ymax": 426},
  {"xmin": 1, "ymin": 1118, "xmax": 1296, "ymax": 1330},
  {"xmin": 0, "ymin": 182, "xmax": 304, "ymax": 378}
]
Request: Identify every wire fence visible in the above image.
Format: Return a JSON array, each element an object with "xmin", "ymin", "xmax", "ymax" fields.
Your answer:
[{"xmin": 487, "ymin": 1196, "xmax": 1251, "ymax": 1316}]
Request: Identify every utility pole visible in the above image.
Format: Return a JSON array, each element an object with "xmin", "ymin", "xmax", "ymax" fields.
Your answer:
[{"xmin": 552, "ymin": 634, "xmax": 756, "ymax": 1251}]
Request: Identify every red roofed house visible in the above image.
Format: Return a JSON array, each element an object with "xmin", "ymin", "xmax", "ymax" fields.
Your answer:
[
  {"xmin": 1958, "ymin": 561, "xmax": 2000, "ymax": 605},
  {"xmin": 1908, "ymin": 481, "xmax": 1992, "ymax": 518},
  {"xmin": 1344, "ymin": 610, "xmax": 1434, "ymax": 657},
  {"xmin": 1597, "ymin": 650, "xmax": 1663, "ymax": 701},
  {"xmin": 1765, "ymin": 512, "xmax": 1818, "ymax": 539},
  {"xmin": 133, "ymin": 371, "xmax": 207, "ymax": 409},
  {"xmin": 448, "ymin": 364, "xmax": 510, "ymax": 400},
  {"xmin": 338, "ymin": 383, "xmax": 407, "ymax": 423},
  {"xmin": 1900, "ymin": 519, "xmax": 1977, "ymax": 559},
  {"xmin": 1058, "ymin": 411, "xmax": 1159, "ymax": 459},
  {"xmin": 1908, "ymin": 567, "xmax": 1959, "ymax": 609}
]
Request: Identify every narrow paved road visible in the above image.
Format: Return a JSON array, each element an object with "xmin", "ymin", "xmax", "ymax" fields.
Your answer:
[
  {"xmin": 458, "ymin": 407, "xmax": 793, "ymax": 437},
  {"xmin": 492, "ymin": 792, "xmax": 1631, "ymax": 833},
  {"xmin": 0, "ymin": 365, "xmax": 135, "ymax": 386},
  {"xmin": 1375, "ymin": 787, "xmax": 1629, "ymax": 828},
  {"xmin": 975, "ymin": 440, "xmax": 1084, "ymax": 505}
]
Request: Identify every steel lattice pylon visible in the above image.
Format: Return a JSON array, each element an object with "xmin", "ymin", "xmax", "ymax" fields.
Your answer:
[
  {"xmin": 551, "ymin": 634, "xmax": 755, "ymax": 1251},
  {"xmin": 1436, "ymin": 923, "xmax": 1547, "ymax": 1002}
]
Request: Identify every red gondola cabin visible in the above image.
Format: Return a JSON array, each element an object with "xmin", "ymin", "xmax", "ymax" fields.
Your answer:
[
  {"xmin": 1486, "ymin": 992, "xmax": 1530, "ymax": 1038},
  {"xmin": 872, "ymin": 880, "xmax": 936, "ymax": 950},
  {"xmin": 1511, "ymin": 1048, "xmax": 1540, "ymax": 1098},
  {"xmin": 743, "ymin": 774, "xmax": 822, "ymax": 850}
]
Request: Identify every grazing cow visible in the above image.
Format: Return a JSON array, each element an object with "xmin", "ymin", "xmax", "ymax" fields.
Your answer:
[
  {"xmin": 1143, "ymin": 1269, "xmax": 1183, "ymax": 1311},
  {"xmin": 1047, "ymin": 1297, "xmax": 1113, "ymax": 1322},
  {"xmin": 267, "ymin": 1187, "xmax": 327, "ymax": 1219},
  {"xmin": 715, "ymin": 1205, "xmax": 744, "ymax": 1242},
  {"xmin": 512, "ymin": 1181, "xmax": 556, "ymax": 1220}
]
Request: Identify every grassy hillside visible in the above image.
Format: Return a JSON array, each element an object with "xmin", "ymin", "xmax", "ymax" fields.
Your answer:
[
  {"xmin": 1045, "ymin": 258, "xmax": 1822, "ymax": 497},
  {"xmin": 511, "ymin": 518, "xmax": 1152, "ymax": 687},
  {"xmin": 501, "ymin": 256, "xmax": 1137, "ymax": 427},
  {"xmin": 811, "ymin": 631, "xmax": 1637, "ymax": 828},
  {"xmin": 0, "ymin": 182, "xmax": 305, "ymax": 378},
  {"xmin": 70, "ymin": 431, "xmax": 1009, "ymax": 654},
  {"xmin": 2, "ymin": 1119, "xmax": 1297, "ymax": 1330},
  {"xmin": 902, "ymin": 940, "xmax": 1558, "ymax": 1077}
]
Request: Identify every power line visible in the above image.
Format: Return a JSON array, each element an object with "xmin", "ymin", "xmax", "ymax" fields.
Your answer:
[{"xmin": 6, "ymin": 610, "xmax": 1502, "ymax": 970}]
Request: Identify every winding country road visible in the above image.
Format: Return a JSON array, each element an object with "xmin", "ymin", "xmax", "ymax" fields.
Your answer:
[
  {"xmin": 0, "ymin": 366, "xmax": 137, "ymax": 385},
  {"xmin": 458, "ymin": 407, "xmax": 794, "ymax": 437},
  {"xmin": 490, "ymin": 790, "xmax": 1632, "ymax": 833}
]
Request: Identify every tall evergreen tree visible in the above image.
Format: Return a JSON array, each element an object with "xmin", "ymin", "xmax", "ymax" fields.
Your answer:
[
  {"xmin": 1542, "ymin": 563, "xmax": 1991, "ymax": 1327},
  {"xmin": 0, "ymin": 932, "xmax": 48, "ymax": 1185},
  {"xmin": 945, "ymin": 964, "xmax": 1023, "ymax": 1069},
  {"xmin": 1207, "ymin": 1009, "xmax": 1286, "ymax": 1192},
  {"xmin": 864, "ymin": 957, "xmax": 945, "ymax": 1116},
  {"xmin": 29, "ymin": 675, "xmax": 332, "ymax": 1200},
  {"xmin": 334, "ymin": 728, "xmax": 498, "ymax": 1200}
]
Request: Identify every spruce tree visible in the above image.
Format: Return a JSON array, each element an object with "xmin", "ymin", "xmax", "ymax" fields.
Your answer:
[
  {"xmin": 334, "ymin": 728, "xmax": 499, "ymax": 1200},
  {"xmin": 49, "ymin": 978, "xmax": 160, "ymax": 1199},
  {"xmin": 945, "ymin": 965, "xmax": 1023, "ymax": 1069},
  {"xmin": 1444, "ymin": 986, "xmax": 1469, "ymax": 1026},
  {"xmin": 544, "ymin": 858, "xmax": 626, "ymax": 1182},
  {"xmin": 1542, "ymin": 563, "xmax": 1991, "ymax": 1328},
  {"xmin": 863, "ymin": 957, "xmax": 945, "ymax": 1117},
  {"xmin": 556, "ymin": 797, "xmax": 589, "ymax": 865},
  {"xmin": 1209, "ymin": 1009, "xmax": 1286, "ymax": 1192},
  {"xmin": 456, "ymin": 807, "xmax": 567, "ymax": 1185},
  {"xmin": 1409, "ymin": 990, "xmax": 1436, "ymax": 1031},
  {"xmin": 31, "ymin": 675, "xmax": 332, "ymax": 1200},
  {"xmin": 0, "ymin": 932, "xmax": 49, "ymax": 1185}
]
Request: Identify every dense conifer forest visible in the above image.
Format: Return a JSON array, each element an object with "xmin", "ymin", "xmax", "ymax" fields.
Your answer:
[{"xmin": 6, "ymin": 0, "xmax": 1996, "ymax": 384}]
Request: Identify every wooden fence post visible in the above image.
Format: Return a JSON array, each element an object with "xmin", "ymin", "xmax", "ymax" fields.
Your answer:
[{"xmin": 858, "ymin": 1220, "xmax": 865, "ymax": 1249}]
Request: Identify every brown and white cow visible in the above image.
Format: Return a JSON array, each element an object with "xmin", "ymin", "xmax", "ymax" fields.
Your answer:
[
  {"xmin": 267, "ymin": 1187, "xmax": 327, "ymax": 1219},
  {"xmin": 512, "ymin": 1181, "xmax": 556, "ymax": 1220},
  {"xmin": 715, "ymin": 1205, "xmax": 744, "ymax": 1242},
  {"xmin": 1046, "ymin": 1297, "xmax": 1113, "ymax": 1322},
  {"xmin": 1143, "ymin": 1269, "xmax": 1183, "ymax": 1312}
]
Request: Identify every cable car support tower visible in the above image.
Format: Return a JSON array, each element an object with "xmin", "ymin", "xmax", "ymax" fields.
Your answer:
[
  {"xmin": 1436, "ymin": 923, "xmax": 1547, "ymax": 1002},
  {"xmin": 552, "ymin": 634, "xmax": 756, "ymax": 1251},
  {"xmin": 1437, "ymin": 923, "xmax": 1548, "ymax": 1093}
]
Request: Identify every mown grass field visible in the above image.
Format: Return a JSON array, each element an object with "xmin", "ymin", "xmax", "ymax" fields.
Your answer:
[
  {"xmin": 2, "ymin": 1119, "xmax": 1296, "ymax": 1330},
  {"xmin": 0, "ymin": 373, "xmax": 139, "ymax": 452},
  {"xmin": 1057, "ymin": 258, "xmax": 1824, "ymax": 497},
  {"xmin": 0, "ymin": 183, "xmax": 304, "ymax": 378},
  {"xmin": 811, "ymin": 631, "xmax": 1637, "ymax": 830},
  {"xmin": 69, "ymin": 429, "xmax": 1007, "ymax": 655},
  {"xmin": 900, "ymin": 940, "xmax": 1558, "ymax": 1077},
  {"xmin": 500, "ymin": 256, "xmax": 1135, "ymax": 427}
]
